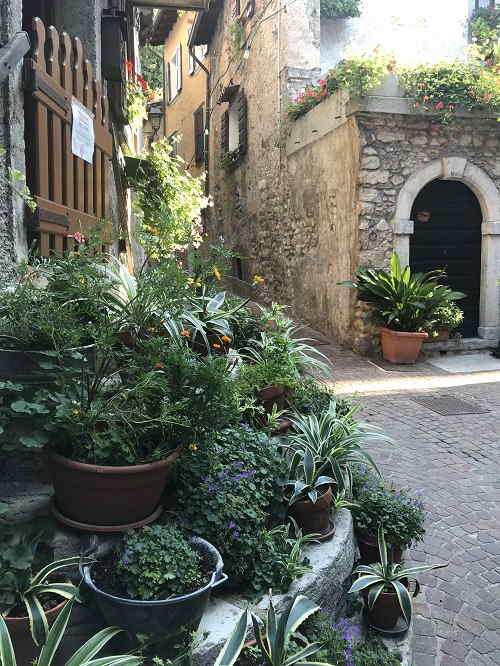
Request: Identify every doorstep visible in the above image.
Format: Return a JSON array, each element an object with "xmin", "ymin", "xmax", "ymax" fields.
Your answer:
[{"xmin": 421, "ymin": 337, "xmax": 498, "ymax": 358}]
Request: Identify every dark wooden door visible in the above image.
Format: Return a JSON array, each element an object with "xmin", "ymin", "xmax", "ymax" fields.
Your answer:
[{"xmin": 410, "ymin": 179, "xmax": 482, "ymax": 337}]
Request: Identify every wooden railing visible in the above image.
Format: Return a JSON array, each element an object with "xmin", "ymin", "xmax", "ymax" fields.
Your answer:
[{"xmin": 24, "ymin": 18, "xmax": 113, "ymax": 255}]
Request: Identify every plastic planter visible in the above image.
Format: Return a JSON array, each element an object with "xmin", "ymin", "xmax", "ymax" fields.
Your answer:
[{"xmin": 81, "ymin": 537, "xmax": 227, "ymax": 639}]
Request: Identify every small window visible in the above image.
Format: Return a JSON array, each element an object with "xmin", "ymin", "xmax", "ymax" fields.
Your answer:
[
  {"xmin": 220, "ymin": 90, "xmax": 248, "ymax": 167},
  {"xmin": 167, "ymin": 45, "xmax": 182, "ymax": 102},
  {"xmin": 189, "ymin": 44, "xmax": 208, "ymax": 75},
  {"xmin": 233, "ymin": 0, "xmax": 241, "ymax": 18}
]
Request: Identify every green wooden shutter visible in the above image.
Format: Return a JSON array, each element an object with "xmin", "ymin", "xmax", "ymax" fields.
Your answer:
[
  {"xmin": 194, "ymin": 105, "xmax": 205, "ymax": 164},
  {"xmin": 220, "ymin": 109, "xmax": 229, "ymax": 158},
  {"xmin": 237, "ymin": 91, "xmax": 248, "ymax": 156}
]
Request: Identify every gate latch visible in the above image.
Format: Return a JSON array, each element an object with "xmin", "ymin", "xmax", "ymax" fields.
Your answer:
[{"xmin": 0, "ymin": 32, "xmax": 30, "ymax": 84}]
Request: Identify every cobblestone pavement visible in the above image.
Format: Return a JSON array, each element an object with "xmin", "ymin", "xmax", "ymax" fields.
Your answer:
[{"xmin": 318, "ymin": 341, "xmax": 500, "ymax": 666}]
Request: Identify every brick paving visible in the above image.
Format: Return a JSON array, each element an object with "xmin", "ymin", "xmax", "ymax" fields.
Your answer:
[{"xmin": 318, "ymin": 341, "xmax": 500, "ymax": 666}]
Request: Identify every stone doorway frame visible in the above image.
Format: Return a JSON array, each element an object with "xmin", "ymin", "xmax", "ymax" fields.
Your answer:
[{"xmin": 392, "ymin": 157, "xmax": 500, "ymax": 340}]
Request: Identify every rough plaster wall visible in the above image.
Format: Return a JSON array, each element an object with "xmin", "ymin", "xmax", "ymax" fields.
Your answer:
[
  {"xmin": 321, "ymin": 0, "xmax": 473, "ymax": 72},
  {"xmin": 284, "ymin": 117, "xmax": 360, "ymax": 343},
  {"xmin": 352, "ymin": 111, "xmax": 500, "ymax": 353},
  {"xmin": 0, "ymin": 0, "xmax": 27, "ymax": 282}
]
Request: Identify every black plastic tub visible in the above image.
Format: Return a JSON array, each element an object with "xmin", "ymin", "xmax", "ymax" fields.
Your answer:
[{"xmin": 81, "ymin": 537, "xmax": 227, "ymax": 639}]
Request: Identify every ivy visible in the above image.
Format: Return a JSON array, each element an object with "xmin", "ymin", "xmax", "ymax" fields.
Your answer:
[
  {"xmin": 469, "ymin": 7, "xmax": 500, "ymax": 61},
  {"xmin": 320, "ymin": 0, "xmax": 361, "ymax": 19}
]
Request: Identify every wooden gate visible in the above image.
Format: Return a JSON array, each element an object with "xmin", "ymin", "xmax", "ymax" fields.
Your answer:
[{"xmin": 24, "ymin": 17, "xmax": 113, "ymax": 256}]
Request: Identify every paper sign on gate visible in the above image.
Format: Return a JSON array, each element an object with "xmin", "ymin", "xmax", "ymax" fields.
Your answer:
[{"xmin": 71, "ymin": 98, "xmax": 95, "ymax": 164}]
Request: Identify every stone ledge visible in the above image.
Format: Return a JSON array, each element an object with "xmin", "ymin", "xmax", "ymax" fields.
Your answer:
[{"xmin": 422, "ymin": 337, "xmax": 498, "ymax": 358}]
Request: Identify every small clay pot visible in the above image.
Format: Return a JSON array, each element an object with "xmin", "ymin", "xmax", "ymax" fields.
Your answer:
[
  {"xmin": 433, "ymin": 327, "xmax": 450, "ymax": 342},
  {"xmin": 6, "ymin": 599, "xmax": 66, "ymax": 664},
  {"xmin": 366, "ymin": 588, "xmax": 404, "ymax": 630},
  {"xmin": 257, "ymin": 385, "xmax": 286, "ymax": 413},
  {"xmin": 356, "ymin": 531, "xmax": 403, "ymax": 565},
  {"xmin": 380, "ymin": 327, "xmax": 428, "ymax": 364},
  {"xmin": 49, "ymin": 449, "xmax": 179, "ymax": 531},
  {"xmin": 289, "ymin": 486, "xmax": 332, "ymax": 534}
]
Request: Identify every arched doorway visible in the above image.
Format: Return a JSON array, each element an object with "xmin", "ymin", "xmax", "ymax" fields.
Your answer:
[{"xmin": 410, "ymin": 180, "xmax": 482, "ymax": 337}]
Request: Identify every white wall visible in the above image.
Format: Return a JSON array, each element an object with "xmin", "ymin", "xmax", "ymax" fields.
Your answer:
[{"xmin": 321, "ymin": 0, "xmax": 479, "ymax": 73}]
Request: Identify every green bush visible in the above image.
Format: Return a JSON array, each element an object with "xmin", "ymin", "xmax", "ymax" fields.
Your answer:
[
  {"xmin": 174, "ymin": 425, "xmax": 302, "ymax": 596},
  {"xmin": 320, "ymin": 0, "xmax": 361, "ymax": 18},
  {"xmin": 432, "ymin": 302, "xmax": 463, "ymax": 330},
  {"xmin": 288, "ymin": 379, "xmax": 353, "ymax": 418},
  {"xmin": 352, "ymin": 468, "xmax": 425, "ymax": 548},
  {"xmin": 115, "ymin": 525, "xmax": 204, "ymax": 600}
]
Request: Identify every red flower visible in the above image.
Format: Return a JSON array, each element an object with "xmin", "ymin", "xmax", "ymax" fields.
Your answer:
[
  {"xmin": 126, "ymin": 61, "xmax": 134, "ymax": 73},
  {"xmin": 448, "ymin": 104, "xmax": 455, "ymax": 111},
  {"xmin": 415, "ymin": 102, "xmax": 421, "ymax": 107},
  {"xmin": 423, "ymin": 96, "xmax": 430, "ymax": 102},
  {"xmin": 319, "ymin": 79, "xmax": 326, "ymax": 87},
  {"xmin": 435, "ymin": 101, "xmax": 445, "ymax": 110}
]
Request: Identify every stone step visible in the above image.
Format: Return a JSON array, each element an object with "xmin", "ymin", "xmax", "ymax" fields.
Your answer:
[{"xmin": 422, "ymin": 337, "xmax": 498, "ymax": 358}]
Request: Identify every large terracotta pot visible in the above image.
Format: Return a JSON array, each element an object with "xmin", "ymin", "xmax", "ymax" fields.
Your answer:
[
  {"xmin": 49, "ymin": 449, "xmax": 179, "ymax": 532},
  {"xmin": 257, "ymin": 384, "xmax": 286, "ymax": 413},
  {"xmin": 6, "ymin": 599, "xmax": 66, "ymax": 664},
  {"xmin": 380, "ymin": 328, "xmax": 428, "ymax": 364},
  {"xmin": 356, "ymin": 531, "xmax": 403, "ymax": 565},
  {"xmin": 289, "ymin": 486, "xmax": 332, "ymax": 534}
]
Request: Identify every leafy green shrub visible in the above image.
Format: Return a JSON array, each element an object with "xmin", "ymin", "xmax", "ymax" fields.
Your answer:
[
  {"xmin": 432, "ymin": 302, "xmax": 463, "ymax": 331},
  {"xmin": 352, "ymin": 467, "xmax": 425, "ymax": 548},
  {"xmin": 288, "ymin": 379, "xmax": 353, "ymax": 418},
  {"xmin": 175, "ymin": 426, "xmax": 303, "ymax": 596},
  {"xmin": 128, "ymin": 138, "xmax": 208, "ymax": 259},
  {"xmin": 115, "ymin": 525, "xmax": 205, "ymax": 600},
  {"xmin": 469, "ymin": 7, "xmax": 500, "ymax": 60},
  {"xmin": 320, "ymin": 0, "xmax": 361, "ymax": 19}
]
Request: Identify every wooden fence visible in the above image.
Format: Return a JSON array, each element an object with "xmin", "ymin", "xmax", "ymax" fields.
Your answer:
[{"xmin": 24, "ymin": 17, "xmax": 113, "ymax": 255}]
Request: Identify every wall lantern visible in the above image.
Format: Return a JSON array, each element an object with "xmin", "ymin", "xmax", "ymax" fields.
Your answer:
[
  {"xmin": 131, "ymin": 0, "xmax": 209, "ymax": 10},
  {"xmin": 149, "ymin": 104, "xmax": 163, "ymax": 138}
]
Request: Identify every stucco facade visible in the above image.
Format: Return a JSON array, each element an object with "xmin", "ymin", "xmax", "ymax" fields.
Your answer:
[{"xmin": 163, "ymin": 11, "xmax": 207, "ymax": 176}]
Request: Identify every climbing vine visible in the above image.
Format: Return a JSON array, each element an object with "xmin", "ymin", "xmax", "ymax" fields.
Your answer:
[{"xmin": 320, "ymin": 0, "xmax": 361, "ymax": 19}]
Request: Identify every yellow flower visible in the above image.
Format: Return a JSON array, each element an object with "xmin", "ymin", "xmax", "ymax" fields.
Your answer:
[
  {"xmin": 147, "ymin": 327, "xmax": 157, "ymax": 333},
  {"xmin": 180, "ymin": 330, "xmax": 191, "ymax": 338},
  {"xmin": 72, "ymin": 409, "xmax": 80, "ymax": 415},
  {"xmin": 221, "ymin": 335, "xmax": 232, "ymax": 343},
  {"xmin": 154, "ymin": 362, "xmax": 165, "ymax": 369},
  {"xmin": 188, "ymin": 277, "xmax": 202, "ymax": 288},
  {"xmin": 253, "ymin": 275, "xmax": 265, "ymax": 284},
  {"xmin": 189, "ymin": 443, "xmax": 199, "ymax": 452},
  {"xmin": 212, "ymin": 342, "xmax": 221, "ymax": 349},
  {"xmin": 213, "ymin": 267, "xmax": 222, "ymax": 280}
]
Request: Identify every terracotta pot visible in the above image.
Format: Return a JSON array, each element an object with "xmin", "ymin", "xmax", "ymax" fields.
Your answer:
[
  {"xmin": 257, "ymin": 384, "xmax": 286, "ymax": 413},
  {"xmin": 289, "ymin": 486, "xmax": 332, "ymax": 534},
  {"xmin": 6, "ymin": 599, "xmax": 66, "ymax": 664},
  {"xmin": 366, "ymin": 588, "xmax": 404, "ymax": 630},
  {"xmin": 356, "ymin": 531, "xmax": 403, "ymax": 565},
  {"xmin": 380, "ymin": 328, "xmax": 428, "ymax": 364},
  {"xmin": 49, "ymin": 450, "xmax": 179, "ymax": 531},
  {"xmin": 433, "ymin": 327, "xmax": 450, "ymax": 342}
]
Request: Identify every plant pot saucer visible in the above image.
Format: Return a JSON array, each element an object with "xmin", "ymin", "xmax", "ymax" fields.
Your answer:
[
  {"xmin": 364, "ymin": 608, "xmax": 410, "ymax": 636},
  {"xmin": 314, "ymin": 518, "xmax": 336, "ymax": 542},
  {"xmin": 51, "ymin": 502, "xmax": 163, "ymax": 533}
]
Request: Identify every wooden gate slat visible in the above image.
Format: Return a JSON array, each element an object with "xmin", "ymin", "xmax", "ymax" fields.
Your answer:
[
  {"xmin": 83, "ymin": 59, "xmax": 94, "ymax": 215},
  {"xmin": 47, "ymin": 25, "xmax": 63, "ymax": 204},
  {"xmin": 72, "ymin": 36, "xmax": 84, "ymax": 213},
  {"xmin": 61, "ymin": 31, "xmax": 74, "ymax": 209},
  {"xmin": 93, "ymin": 79, "xmax": 103, "ymax": 218}
]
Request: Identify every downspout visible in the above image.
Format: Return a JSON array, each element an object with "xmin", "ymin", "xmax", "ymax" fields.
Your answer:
[{"xmin": 190, "ymin": 46, "xmax": 210, "ymax": 200}]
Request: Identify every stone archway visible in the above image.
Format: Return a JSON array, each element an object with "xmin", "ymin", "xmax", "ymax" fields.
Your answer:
[{"xmin": 391, "ymin": 157, "xmax": 500, "ymax": 340}]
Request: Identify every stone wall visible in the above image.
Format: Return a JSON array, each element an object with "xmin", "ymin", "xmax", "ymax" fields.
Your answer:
[{"xmin": 0, "ymin": 0, "xmax": 28, "ymax": 284}]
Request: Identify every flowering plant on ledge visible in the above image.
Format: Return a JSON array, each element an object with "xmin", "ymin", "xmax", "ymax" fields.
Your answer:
[
  {"xmin": 400, "ymin": 61, "xmax": 500, "ymax": 124},
  {"xmin": 285, "ymin": 53, "xmax": 394, "ymax": 121},
  {"xmin": 125, "ymin": 61, "xmax": 155, "ymax": 129}
]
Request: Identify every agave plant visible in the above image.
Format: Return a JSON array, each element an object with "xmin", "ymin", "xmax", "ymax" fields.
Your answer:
[
  {"xmin": 0, "ymin": 519, "xmax": 91, "ymax": 646},
  {"xmin": 215, "ymin": 593, "xmax": 334, "ymax": 666},
  {"xmin": 286, "ymin": 401, "xmax": 387, "ymax": 492},
  {"xmin": 348, "ymin": 526, "xmax": 447, "ymax": 625},
  {"xmin": 0, "ymin": 595, "xmax": 142, "ymax": 666},
  {"xmin": 339, "ymin": 252, "xmax": 464, "ymax": 332},
  {"xmin": 285, "ymin": 448, "xmax": 336, "ymax": 505}
]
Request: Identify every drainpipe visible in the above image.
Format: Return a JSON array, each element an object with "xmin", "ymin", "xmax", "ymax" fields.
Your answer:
[{"xmin": 190, "ymin": 46, "xmax": 210, "ymax": 200}]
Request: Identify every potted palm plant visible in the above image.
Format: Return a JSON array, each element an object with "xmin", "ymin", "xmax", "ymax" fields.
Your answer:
[
  {"xmin": 340, "ymin": 253, "xmax": 465, "ymax": 364},
  {"xmin": 349, "ymin": 526, "xmax": 447, "ymax": 630},
  {"xmin": 0, "ymin": 519, "xmax": 90, "ymax": 663},
  {"xmin": 285, "ymin": 448, "xmax": 336, "ymax": 536},
  {"xmin": 81, "ymin": 524, "xmax": 227, "ymax": 642}
]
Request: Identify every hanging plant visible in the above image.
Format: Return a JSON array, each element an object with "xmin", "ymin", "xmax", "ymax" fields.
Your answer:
[
  {"xmin": 320, "ymin": 0, "xmax": 361, "ymax": 19},
  {"xmin": 469, "ymin": 7, "xmax": 500, "ymax": 61},
  {"xmin": 125, "ymin": 61, "xmax": 155, "ymax": 130},
  {"xmin": 127, "ymin": 138, "xmax": 209, "ymax": 259}
]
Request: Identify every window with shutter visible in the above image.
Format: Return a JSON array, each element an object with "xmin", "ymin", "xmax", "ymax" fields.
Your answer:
[
  {"xmin": 176, "ymin": 45, "xmax": 182, "ymax": 93},
  {"xmin": 194, "ymin": 105, "xmax": 205, "ymax": 165},
  {"xmin": 233, "ymin": 0, "xmax": 241, "ymax": 18}
]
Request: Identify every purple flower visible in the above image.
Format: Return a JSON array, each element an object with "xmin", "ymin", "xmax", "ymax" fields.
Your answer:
[
  {"xmin": 240, "ymin": 422, "xmax": 251, "ymax": 431},
  {"xmin": 233, "ymin": 461, "xmax": 244, "ymax": 469},
  {"xmin": 232, "ymin": 529, "xmax": 240, "ymax": 537},
  {"xmin": 121, "ymin": 548, "xmax": 132, "ymax": 565},
  {"xmin": 228, "ymin": 521, "xmax": 237, "ymax": 530},
  {"xmin": 207, "ymin": 484, "xmax": 219, "ymax": 493}
]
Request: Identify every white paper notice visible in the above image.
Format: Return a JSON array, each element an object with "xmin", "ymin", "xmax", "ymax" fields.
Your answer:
[{"xmin": 71, "ymin": 98, "xmax": 95, "ymax": 164}]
